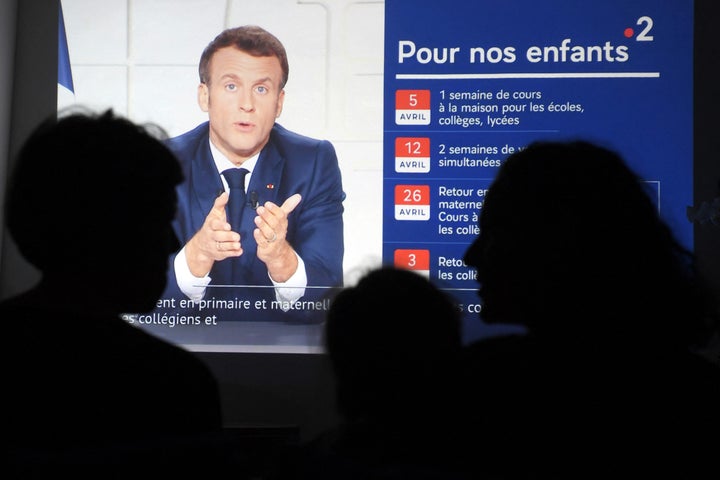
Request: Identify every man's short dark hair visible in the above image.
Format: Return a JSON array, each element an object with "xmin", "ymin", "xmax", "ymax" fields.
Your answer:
[{"xmin": 198, "ymin": 25, "xmax": 289, "ymax": 89}]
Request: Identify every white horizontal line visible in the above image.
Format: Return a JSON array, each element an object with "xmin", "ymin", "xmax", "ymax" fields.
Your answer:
[
  {"xmin": 184, "ymin": 344, "xmax": 324, "ymax": 354},
  {"xmin": 395, "ymin": 72, "xmax": 660, "ymax": 80}
]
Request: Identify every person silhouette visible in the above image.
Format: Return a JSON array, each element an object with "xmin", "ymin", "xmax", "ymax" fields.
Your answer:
[
  {"xmin": 278, "ymin": 265, "xmax": 471, "ymax": 479},
  {"xmin": 1, "ymin": 108, "xmax": 224, "ymax": 474},
  {"xmin": 461, "ymin": 140, "xmax": 720, "ymax": 479}
]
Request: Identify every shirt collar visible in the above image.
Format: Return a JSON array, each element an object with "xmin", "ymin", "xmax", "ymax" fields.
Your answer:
[
  {"xmin": 208, "ymin": 139, "xmax": 259, "ymax": 190},
  {"xmin": 208, "ymin": 139, "xmax": 259, "ymax": 175}
]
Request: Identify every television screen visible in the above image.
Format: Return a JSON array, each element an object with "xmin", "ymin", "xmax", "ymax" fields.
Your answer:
[{"xmin": 53, "ymin": 0, "xmax": 698, "ymax": 353}]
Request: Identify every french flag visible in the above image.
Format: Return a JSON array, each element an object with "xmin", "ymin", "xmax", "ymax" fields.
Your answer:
[{"xmin": 57, "ymin": 0, "xmax": 75, "ymax": 109}]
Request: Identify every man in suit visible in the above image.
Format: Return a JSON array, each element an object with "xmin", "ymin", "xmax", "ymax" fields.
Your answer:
[{"xmin": 161, "ymin": 25, "xmax": 345, "ymax": 324}]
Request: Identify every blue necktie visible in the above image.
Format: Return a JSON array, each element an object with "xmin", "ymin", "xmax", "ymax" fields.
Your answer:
[
  {"xmin": 222, "ymin": 167, "xmax": 249, "ymax": 235},
  {"xmin": 222, "ymin": 168, "xmax": 249, "ymax": 284}
]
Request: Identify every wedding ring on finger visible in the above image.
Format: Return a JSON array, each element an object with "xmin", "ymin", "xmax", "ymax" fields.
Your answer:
[{"xmin": 266, "ymin": 231, "xmax": 277, "ymax": 243}]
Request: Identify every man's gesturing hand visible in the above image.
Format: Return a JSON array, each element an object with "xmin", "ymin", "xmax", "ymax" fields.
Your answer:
[
  {"xmin": 254, "ymin": 193, "xmax": 302, "ymax": 282},
  {"xmin": 185, "ymin": 192, "xmax": 242, "ymax": 277}
]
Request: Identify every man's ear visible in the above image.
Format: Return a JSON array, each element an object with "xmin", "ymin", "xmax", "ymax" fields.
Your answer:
[
  {"xmin": 197, "ymin": 83, "xmax": 209, "ymax": 112},
  {"xmin": 275, "ymin": 89, "xmax": 285, "ymax": 118}
]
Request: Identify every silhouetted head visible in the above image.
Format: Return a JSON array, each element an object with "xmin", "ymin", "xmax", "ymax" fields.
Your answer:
[
  {"xmin": 5, "ymin": 108, "xmax": 183, "ymax": 313},
  {"xmin": 325, "ymin": 266, "xmax": 462, "ymax": 422},
  {"xmin": 464, "ymin": 140, "xmax": 717, "ymax": 350}
]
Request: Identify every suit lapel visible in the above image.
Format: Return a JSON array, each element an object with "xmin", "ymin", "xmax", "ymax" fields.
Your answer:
[
  {"xmin": 247, "ymin": 140, "xmax": 285, "ymax": 208},
  {"xmin": 188, "ymin": 134, "xmax": 224, "ymax": 233}
]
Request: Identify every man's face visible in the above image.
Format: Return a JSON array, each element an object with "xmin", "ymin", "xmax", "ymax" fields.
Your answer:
[{"xmin": 198, "ymin": 46, "xmax": 285, "ymax": 165}]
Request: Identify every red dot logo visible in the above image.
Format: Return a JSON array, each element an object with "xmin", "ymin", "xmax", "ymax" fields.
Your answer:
[{"xmin": 624, "ymin": 28, "xmax": 634, "ymax": 38}]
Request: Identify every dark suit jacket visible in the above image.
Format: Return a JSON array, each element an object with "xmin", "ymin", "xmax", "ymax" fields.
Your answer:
[{"xmin": 161, "ymin": 122, "xmax": 344, "ymax": 323}]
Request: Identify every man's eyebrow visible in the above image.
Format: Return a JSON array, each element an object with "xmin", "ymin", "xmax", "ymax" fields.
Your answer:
[
  {"xmin": 219, "ymin": 73, "xmax": 240, "ymax": 82},
  {"xmin": 253, "ymin": 76, "xmax": 274, "ymax": 85},
  {"xmin": 218, "ymin": 73, "xmax": 274, "ymax": 84}
]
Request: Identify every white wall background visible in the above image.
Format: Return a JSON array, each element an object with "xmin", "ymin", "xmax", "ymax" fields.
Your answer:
[{"xmin": 60, "ymin": 0, "xmax": 385, "ymax": 283}]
